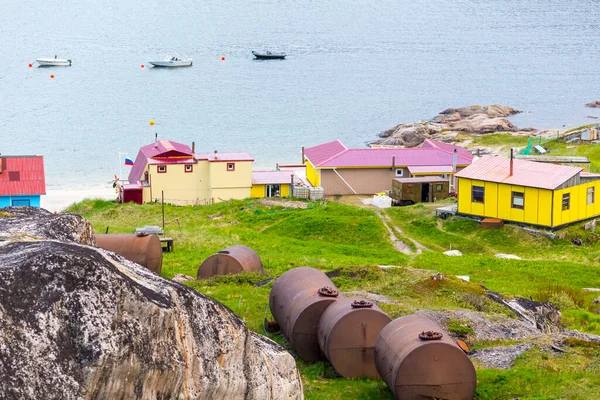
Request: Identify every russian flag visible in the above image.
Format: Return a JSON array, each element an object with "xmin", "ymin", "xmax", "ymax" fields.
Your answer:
[{"xmin": 124, "ymin": 157, "xmax": 134, "ymax": 166}]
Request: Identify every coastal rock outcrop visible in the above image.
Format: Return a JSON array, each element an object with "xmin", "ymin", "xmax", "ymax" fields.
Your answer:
[
  {"xmin": 0, "ymin": 207, "xmax": 302, "ymax": 400},
  {"xmin": 585, "ymin": 100, "xmax": 600, "ymax": 108},
  {"xmin": 372, "ymin": 104, "xmax": 530, "ymax": 147}
]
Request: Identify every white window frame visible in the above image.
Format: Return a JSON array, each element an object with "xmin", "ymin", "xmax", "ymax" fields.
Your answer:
[{"xmin": 395, "ymin": 168, "xmax": 404, "ymax": 177}]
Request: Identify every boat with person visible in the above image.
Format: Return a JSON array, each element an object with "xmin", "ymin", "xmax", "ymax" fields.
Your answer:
[
  {"xmin": 36, "ymin": 56, "xmax": 71, "ymax": 66},
  {"xmin": 252, "ymin": 51, "xmax": 286, "ymax": 60},
  {"xmin": 148, "ymin": 56, "xmax": 193, "ymax": 67}
]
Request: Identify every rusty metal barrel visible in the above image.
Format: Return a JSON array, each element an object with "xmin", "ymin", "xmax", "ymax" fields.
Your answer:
[
  {"xmin": 317, "ymin": 297, "xmax": 391, "ymax": 378},
  {"xmin": 95, "ymin": 234, "xmax": 163, "ymax": 274},
  {"xmin": 270, "ymin": 267, "xmax": 339, "ymax": 362},
  {"xmin": 197, "ymin": 245, "xmax": 263, "ymax": 279},
  {"xmin": 374, "ymin": 315, "xmax": 477, "ymax": 400}
]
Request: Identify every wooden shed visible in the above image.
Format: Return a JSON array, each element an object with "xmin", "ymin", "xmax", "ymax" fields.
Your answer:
[{"xmin": 391, "ymin": 176, "xmax": 449, "ymax": 205}]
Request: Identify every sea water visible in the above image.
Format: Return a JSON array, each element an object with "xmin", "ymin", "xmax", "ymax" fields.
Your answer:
[{"xmin": 1, "ymin": 0, "xmax": 599, "ymax": 209}]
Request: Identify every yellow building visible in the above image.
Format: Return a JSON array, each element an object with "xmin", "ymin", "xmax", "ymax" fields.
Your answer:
[
  {"xmin": 250, "ymin": 170, "xmax": 298, "ymax": 198},
  {"xmin": 123, "ymin": 139, "xmax": 253, "ymax": 205},
  {"xmin": 455, "ymin": 156, "xmax": 600, "ymax": 228}
]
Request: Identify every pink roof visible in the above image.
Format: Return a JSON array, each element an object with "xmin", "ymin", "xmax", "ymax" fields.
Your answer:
[
  {"xmin": 252, "ymin": 170, "xmax": 298, "ymax": 185},
  {"xmin": 393, "ymin": 176, "xmax": 448, "ymax": 183},
  {"xmin": 304, "ymin": 140, "xmax": 347, "ymax": 166},
  {"xmin": 317, "ymin": 147, "xmax": 472, "ymax": 168},
  {"xmin": 408, "ymin": 165, "xmax": 455, "ymax": 174},
  {"xmin": 129, "ymin": 139, "xmax": 194, "ymax": 182},
  {"xmin": 128, "ymin": 139, "xmax": 254, "ymax": 182},
  {"xmin": 304, "ymin": 140, "xmax": 472, "ymax": 168},
  {"xmin": 455, "ymin": 156, "xmax": 582, "ymax": 190},
  {"xmin": 0, "ymin": 156, "xmax": 46, "ymax": 196},
  {"xmin": 421, "ymin": 139, "xmax": 473, "ymax": 160},
  {"xmin": 195, "ymin": 152, "xmax": 254, "ymax": 162}
]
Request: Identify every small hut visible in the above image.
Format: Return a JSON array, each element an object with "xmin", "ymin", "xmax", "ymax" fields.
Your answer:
[{"xmin": 391, "ymin": 176, "xmax": 449, "ymax": 206}]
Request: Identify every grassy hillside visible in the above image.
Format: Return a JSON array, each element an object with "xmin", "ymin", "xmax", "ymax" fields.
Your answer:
[{"xmin": 65, "ymin": 198, "xmax": 600, "ymax": 399}]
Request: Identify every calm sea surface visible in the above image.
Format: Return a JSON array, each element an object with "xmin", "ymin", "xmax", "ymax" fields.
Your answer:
[{"xmin": 2, "ymin": 0, "xmax": 600, "ymax": 194}]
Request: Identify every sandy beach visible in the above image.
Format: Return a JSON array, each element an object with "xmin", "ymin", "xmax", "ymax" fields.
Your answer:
[{"xmin": 41, "ymin": 187, "xmax": 116, "ymax": 212}]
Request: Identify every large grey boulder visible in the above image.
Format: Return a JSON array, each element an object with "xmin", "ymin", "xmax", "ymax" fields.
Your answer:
[{"xmin": 0, "ymin": 208, "xmax": 302, "ymax": 400}]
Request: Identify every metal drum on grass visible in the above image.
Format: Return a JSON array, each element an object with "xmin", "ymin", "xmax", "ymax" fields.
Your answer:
[
  {"xmin": 197, "ymin": 245, "xmax": 263, "ymax": 279},
  {"xmin": 317, "ymin": 297, "xmax": 391, "ymax": 378},
  {"xmin": 95, "ymin": 234, "xmax": 163, "ymax": 274},
  {"xmin": 374, "ymin": 315, "xmax": 476, "ymax": 400},
  {"xmin": 269, "ymin": 267, "xmax": 339, "ymax": 362}
]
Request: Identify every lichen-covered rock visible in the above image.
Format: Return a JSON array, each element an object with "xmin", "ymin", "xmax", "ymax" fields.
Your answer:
[
  {"xmin": 371, "ymin": 104, "xmax": 529, "ymax": 147},
  {"xmin": 0, "ymin": 210, "xmax": 302, "ymax": 400},
  {"xmin": 0, "ymin": 206, "xmax": 95, "ymax": 245}
]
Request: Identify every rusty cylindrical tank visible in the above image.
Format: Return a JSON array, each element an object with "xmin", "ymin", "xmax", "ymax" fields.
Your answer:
[
  {"xmin": 317, "ymin": 297, "xmax": 391, "ymax": 378},
  {"xmin": 95, "ymin": 234, "xmax": 163, "ymax": 274},
  {"xmin": 374, "ymin": 315, "xmax": 477, "ymax": 400},
  {"xmin": 270, "ymin": 267, "xmax": 339, "ymax": 362},
  {"xmin": 197, "ymin": 245, "xmax": 263, "ymax": 279}
]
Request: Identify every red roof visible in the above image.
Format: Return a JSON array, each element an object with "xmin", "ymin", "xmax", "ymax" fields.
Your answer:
[
  {"xmin": 304, "ymin": 140, "xmax": 472, "ymax": 168},
  {"xmin": 252, "ymin": 170, "xmax": 298, "ymax": 185},
  {"xmin": 455, "ymin": 156, "xmax": 582, "ymax": 190},
  {"xmin": 0, "ymin": 156, "xmax": 46, "ymax": 196}
]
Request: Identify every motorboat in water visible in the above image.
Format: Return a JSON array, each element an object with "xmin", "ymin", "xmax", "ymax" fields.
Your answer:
[
  {"xmin": 252, "ymin": 51, "xmax": 286, "ymax": 60},
  {"xmin": 148, "ymin": 56, "xmax": 193, "ymax": 67},
  {"xmin": 36, "ymin": 57, "xmax": 71, "ymax": 66}
]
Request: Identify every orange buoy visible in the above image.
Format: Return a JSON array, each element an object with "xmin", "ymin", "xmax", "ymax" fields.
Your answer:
[
  {"xmin": 221, "ymin": 56, "xmax": 225, "ymax": 61},
  {"xmin": 28, "ymin": 63, "xmax": 32, "ymax": 67},
  {"xmin": 50, "ymin": 74, "xmax": 54, "ymax": 79}
]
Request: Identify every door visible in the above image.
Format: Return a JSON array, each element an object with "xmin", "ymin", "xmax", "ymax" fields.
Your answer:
[
  {"xmin": 421, "ymin": 183, "xmax": 430, "ymax": 202},
  {"xmin": 266, "ymin": 184, "xmax": 280, "ymax": 197}
]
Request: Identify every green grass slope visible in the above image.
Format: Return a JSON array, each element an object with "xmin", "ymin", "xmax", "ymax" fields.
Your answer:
[{"xmin": 64, "ymin": 198, "xmax": 600, "ymax": 399}]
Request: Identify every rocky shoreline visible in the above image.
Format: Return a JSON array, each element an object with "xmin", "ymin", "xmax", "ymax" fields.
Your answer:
[{"xmin": 371, "ymin": 104, "xmax": 543, "ymax": 148}]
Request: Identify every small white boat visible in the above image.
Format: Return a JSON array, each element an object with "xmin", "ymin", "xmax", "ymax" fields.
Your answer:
[
  {"xmin": 36, "ymin": 57, "xmax": 71, "ymax": 66},
  {"xmin": 148, "ymin": 56, "xmax": 193, "ymax": 67}
]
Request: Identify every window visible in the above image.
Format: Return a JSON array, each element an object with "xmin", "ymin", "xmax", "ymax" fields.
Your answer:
[
  {"xmin": 395, "ymin": 169, "xmax": 404, "ymax": 177},
  {"xmin": 435, "ymin": 184, "xmax": 443, "ymax": 192},
  {"xmin": 157, "ymin": 165, "xmax": 167, "ymax": 173},
  {"xmin": 511, "ymin": 192, "xmax": 524, "ymax": 210},
  {"xmin": 11, "ymin": 199, "xmax": 30, "ymax": 206},
  {"xmin": 562, "ymin": 193, "xmax": 570, "ymax": 211},
  {"xmin": 441, "ymin": 174, "xmax": 447, "ymax": 179},
  {"xmin": 472, "ymin": 186, "xmax": 484, "ymax": 203},
  {"xmin": 185, "ymin": 165, "xmax": 193, "ymax": 173},
  {"xmin": 227, "ymin": 163, "xmax": 235, "ymax": 171},
  {"xmin": 588, "ymin": 187, "xmax": 595, "ymax": 205}
]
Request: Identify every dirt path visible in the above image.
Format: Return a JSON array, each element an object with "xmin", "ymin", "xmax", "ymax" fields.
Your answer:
[{"xmin": 376, "ymin": 211, "xmax": 428, "ymax": 255}]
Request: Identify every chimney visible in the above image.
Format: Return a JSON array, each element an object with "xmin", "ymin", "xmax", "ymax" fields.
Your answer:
[
  {"xmin": 392, "ymin": 155, "xmax": 396, "ymax": 171},
  {"xmin": 154, "ymin": 133, "xmax": 158, "ymax": 148},
  {"xmin": 192, "ymin": 141, "xmax": 195, "ymax": 153},
  {"xmin": 452, "ymin": 149, "xmax": 457, "ymax": 173},
  {"xmin": 214, "ymin": 150, "xmax": 218, "ymax": 160},
  {"xmin": 301, "ymin": 146, "xmax": 305, "ymax": 164},
  {"xmin": 510, "ymin": 148, "xmax": 514, "ymax": 176}
]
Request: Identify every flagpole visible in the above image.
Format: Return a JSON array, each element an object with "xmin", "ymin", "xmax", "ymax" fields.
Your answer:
[{"xmin": 118, "ymin": 149, "xmax": 122, "ymax": 182}]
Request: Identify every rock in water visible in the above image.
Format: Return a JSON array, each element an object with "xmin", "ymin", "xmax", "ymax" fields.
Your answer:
[
  {"xmin": 585, "ymin": 100, "xmax": 600, "ymax": 108},
  {"xmin": 0, "ymin": 208, "xmax": 303, "ymax": 400}
]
